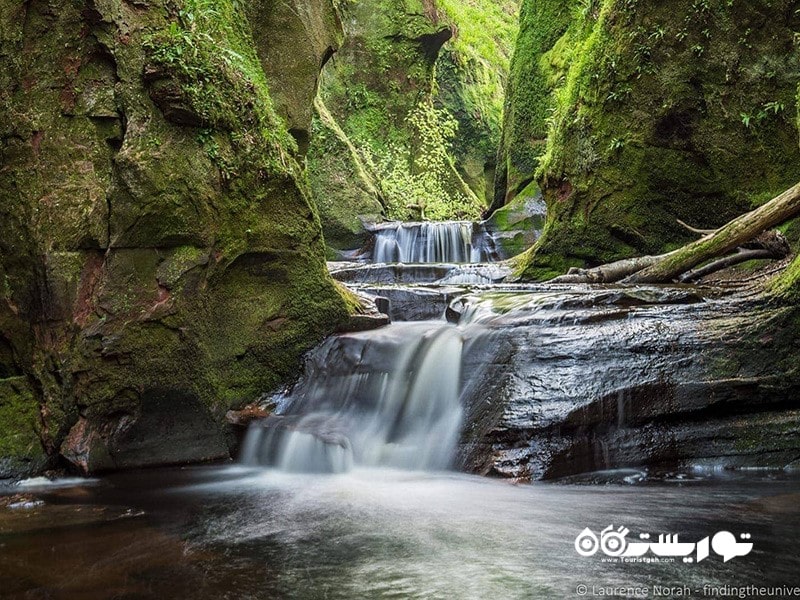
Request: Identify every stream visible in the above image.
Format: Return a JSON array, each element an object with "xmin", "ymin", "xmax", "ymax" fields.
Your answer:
[{"xmin": 2, "ymin": 221, "xmax": 799, "ymax": 599}]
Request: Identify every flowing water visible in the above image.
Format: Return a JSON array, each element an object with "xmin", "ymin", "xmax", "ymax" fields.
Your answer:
[
  {"xmin": 2, "ymin": 468, "xmax": 800, "ymax": 599},
  {"xmin": 240, "ymin": 322, "xmax": 465, "ymax": 472},
  {"xmin": 2, "ymin": 221, "xmax": 799, "ymax": 599},
  {"xmin": 371, "ymin": 221, "xmax": 497, "ymax": 264}
]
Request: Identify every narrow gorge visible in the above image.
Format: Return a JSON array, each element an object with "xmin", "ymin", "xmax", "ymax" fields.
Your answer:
[{"xmin": 2, "ymin": 1, "xmax": 800, "ymax": 598}]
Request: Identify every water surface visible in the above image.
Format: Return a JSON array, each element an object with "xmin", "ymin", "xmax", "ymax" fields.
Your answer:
[{"xmin": 2, "ymin": 467, "xmax": 799, "ymax": 599}]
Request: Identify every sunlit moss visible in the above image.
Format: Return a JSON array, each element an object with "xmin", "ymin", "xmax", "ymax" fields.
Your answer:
[{"xmin": 502, "ymin": 0, "xmax": 800, "ymax": 280}]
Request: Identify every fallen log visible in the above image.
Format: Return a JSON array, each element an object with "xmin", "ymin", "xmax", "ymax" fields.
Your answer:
[
  {"xmin": 550, "ymin": 182, "xmax": 800, "ymax": 284},
  {"xmin": 625, "ymin": 182, "xmax": 800, "ymax": 283},
  {"xmin": 551, "ymin": 255, "xmax": 666, "ymax": 284},
  {"xmin": 678, "ymin": 249, "xmax": 777, "ymax": 282}
]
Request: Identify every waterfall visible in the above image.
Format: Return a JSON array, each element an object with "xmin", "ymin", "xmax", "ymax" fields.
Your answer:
[
  {"xmin": 240, "ymin": 323, "xmax": 464, "ymax": 473},
  {"xmin": 373, "ymin": 222, "xmax": 493, "ymax": 264}
]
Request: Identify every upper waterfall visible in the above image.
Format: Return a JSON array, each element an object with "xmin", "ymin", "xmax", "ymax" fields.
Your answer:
[{"xmin": 372, "ymin": 221, "xmax": 495, "ymax": 264}]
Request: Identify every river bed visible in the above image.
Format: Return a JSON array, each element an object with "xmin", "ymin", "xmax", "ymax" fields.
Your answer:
[{"xmin": 2, "ymin": 467, "xmax": 800, "ymax": 599}]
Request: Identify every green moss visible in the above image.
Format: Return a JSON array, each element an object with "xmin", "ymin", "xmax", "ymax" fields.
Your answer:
[
  {"xmin": 501, "ymin": 0, "xmax": 800, "ymax": 279},
  {"xmin": 494, "ymin": 0, "xmax": 575, "ymax": 209},
  {"xmin": 0, "ymin": 0, "xmax": 352, "ymax": 473},
  {"xmin": 434, "ymin": 0, "xmax": 519, "ymax": 202},
  {"xmin": 309, "ymin": 0, "xmax": 519, "ymax": 248},
  {"xmin": 0, "ymin": 377, "xmax": 47, "ymax": 478},
  {"xmin": 143, "ymin": 0, "xmax": 297, "ymax": 178},
  {"xmin": 156, "ymin": 246, "xmax": 209, "ymax": 289},
  {"xmin": 771, "ymin": 254, "xmax": 800, "ymax": 302}
]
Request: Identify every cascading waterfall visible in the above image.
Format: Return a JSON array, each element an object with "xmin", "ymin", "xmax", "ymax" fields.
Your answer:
[
  {"xmin": 240, "ymin": 323, "xmax": 465, "ymax": 473},
  {"xmin": 372, "ymin": 221, "xmax": 494, "ymax": 264}
]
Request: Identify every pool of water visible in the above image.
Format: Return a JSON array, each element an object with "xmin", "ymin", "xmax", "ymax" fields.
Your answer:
[{"xmin": 2, "ymin": 467, "xmax": 800, "ymax": 599}]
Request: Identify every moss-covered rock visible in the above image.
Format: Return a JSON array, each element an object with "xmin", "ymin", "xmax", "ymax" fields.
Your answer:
[
  {"xmin": 246, "ymin": 0, "xmax": 344, "ymax": 152},
  {"xmin": 499, "ymin": 0, "xmax": 800, "ymax": 279},
  {"xmin": 434, "ymin": 0, "xmax": 519, "ymax": 207},
  {"xmin": 0, "ymin": 0, "xmax": 351, "ymax": 476},
  {"xmin": 482, "ymin": 181, "xmax": 546, "ymax": 258},
  {"xmin": 308, "ymin": 0, "xmax": 519, "ymax": 250},
  {"xmin": 0, "ymin": 377, "xmax": 47, "ymax": 479}
]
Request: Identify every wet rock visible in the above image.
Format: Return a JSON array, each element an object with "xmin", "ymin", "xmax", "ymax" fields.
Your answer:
[
  {"xmin": 226, "ymin": 404, "xmax": 272, "ymax": 428},
  {"xmin": 337, "ymin": 289, "xmax": 391, "ymax": 332},
  {"xmin": 456, "ymin": 288, "xmax": 800, "ymax": 481},
  {"xmin": 62, "ymin": 390, "xmax": 229, "ymax": 474},
  {"xmin": 0, "ymin": 0, "xmax": 352, "ymax": 476},
  {"xmin": 0, "ymin": 378, "xmax": 48, "ymax": 480},
  {"xmin": 358, "ymin": 286, "xmax": 461, "ymax": 322},
  {"xmin": 482, "ymin": 189, "xmax": 546, "ymax": 259},
  {"xmin": 330, "ymin": 263, "xmax": 459, "ymax": 285}
]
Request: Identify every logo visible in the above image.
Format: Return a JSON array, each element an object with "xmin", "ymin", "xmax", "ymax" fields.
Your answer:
[{"xmin": 575, "ymin": 526, "xmax": 753, "ymax": 564}]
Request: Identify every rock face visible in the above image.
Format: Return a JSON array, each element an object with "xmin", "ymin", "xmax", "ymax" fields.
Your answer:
[
  {"xmin": 247, "ymin": 0, "xmax": 344, "ymax": 152},
  {"xmin": 0, "ymin": 0, "xmax": 352, "ymax": 476},
  {"xmin": 497, "ymin": 0, "xmax": 800, "ymax": 279},
  {"xmin": 308, "ymin": 0, "xmax": 518, "ymax": 250},
  {"xmin": 455, "ymin": 288, "xmax": 800, "ymax": 480}
]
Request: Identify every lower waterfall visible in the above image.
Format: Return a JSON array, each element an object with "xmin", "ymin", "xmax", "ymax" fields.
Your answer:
[{"xmin": 240, "ymin": 323, "xmax": 465, "ymax": 472}]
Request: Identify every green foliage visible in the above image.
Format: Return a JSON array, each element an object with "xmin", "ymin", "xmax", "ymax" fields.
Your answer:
[
  {"xmin": 308, "ymin": 0, "xmax": 512, "ymax": 238},
  {"xmin": 503, "ymin": 0, "xmax": 800, "ymax": 279},
  {"xmin": 740, "ymin": 101, "xmax": 786, "ymax": 129},
  {"xmin": 370, "ymin": 98, "xmax": 483, "ymax": 220},
  {"xmin": 434, "ymin": 0, "xmax": 519, "ymax": 203},
  {"xmin": 144, "ymin": 0, "xmax": 296, "ymax": 179},
  {"xmin": 496, "ymin": 0, "xmax": 575, "ymax": 199},
  {"xmin": 436, "ymin": 0, "xmax": 518, "ymax": 132}
]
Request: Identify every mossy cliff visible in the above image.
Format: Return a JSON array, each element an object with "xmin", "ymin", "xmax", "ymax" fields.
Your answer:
[
  {"xmin": 434, "ymin": 0, "xmax": 519, "ymax": 211},
  {"xmin": 498, "ymin": 0, "xmax": 800, "ymax": 280},
  {"xmin": 0, "ymin": 0, "xmax": 351, "ymax": 477},
  {"xmin": 308, "ymin": 0, "xmax": 518, "ymax": 250},
  {"xmin": 770, "ymin": 85, "xmax": 800, "ymax": 300}
]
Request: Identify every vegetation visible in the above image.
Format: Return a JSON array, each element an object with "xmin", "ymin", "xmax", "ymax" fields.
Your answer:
[
  {"xmin": 369, "ymin": 96, "xmax": 482, "ymax": 220},
  {"xmin": 435, "ymin": 0, "xmax": 519, "ymax": 197},
  {"xmin": 144, "ymin": 0, "xmax": 297, "ymax": 181},
  {"xmin": 308, "ymin": 0, "xmax": 519, "ymax": 249},
  {"xmin": 0, "ymin": 0, "xmax": 353, "ymax": 475},
  {"xmin": 499, "ymin": 0, "xmax": 800, "ymax": 280}
]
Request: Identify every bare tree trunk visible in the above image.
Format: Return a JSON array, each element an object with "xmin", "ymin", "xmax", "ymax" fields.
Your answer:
[
  {"xmin": 678, "ymin": 249, "xmax": 776, "ymax": 282},
  {"xmin": 550, "ymin": 255, "xmax": 669, "ymax": 283},
  {"xmin": 624, "ymin": 182, "xmax": 800, "ymax": 283},
  {"xmin": 548, "ymin": 182, "xmax": 800, "ymax": 285}
]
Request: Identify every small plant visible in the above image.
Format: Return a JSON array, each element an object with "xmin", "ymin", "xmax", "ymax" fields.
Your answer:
[
  {"xmin": 366, "ymin": 98, "xmax": 483, "ymax": 221},
  {"xmin": 608, "ymin": 137, "xmax": 625, "ymax": 153},
  {"xmin": 741, "ymin": 101, "xmax": 786, "ymax": 129},
  {"xmin": 578, "ymin": 0, "xmax": 599, "ymax": 19},
  {"xmin": 763, "ymin": 101, "xmax": 785, "ymax": 115}
]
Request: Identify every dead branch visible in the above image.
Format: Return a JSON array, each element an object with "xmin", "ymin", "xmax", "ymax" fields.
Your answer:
[
  {"xmin": 678, "ymin": 249, "xmax": 776, "ymax": 282},
  {"xmin": 676, "ymin": 219, "xmax": 716, "ymax": 236},
  {"xmin": 625, "ymin": 182, "xmax": 800, "ymax": 283},
  {"xmin": 548, "ymin": 182, "xmax": 800, "ymax": 285}
]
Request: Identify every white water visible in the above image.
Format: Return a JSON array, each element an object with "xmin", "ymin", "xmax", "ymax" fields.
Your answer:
[
  {"xmin": 240, "ymin": 323, "xmax": 465, "ymax": 473},
  {"xmin": 373, "ymin": 221, "xmax": 492, "ymax": 263}
]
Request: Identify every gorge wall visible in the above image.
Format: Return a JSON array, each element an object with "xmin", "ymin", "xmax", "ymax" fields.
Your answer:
[
  {"xmin": 497, "ymin": 0, "xmax": 800, "ymax": 280},
  {"xmin": 308, "ymin": 0, "xmax": 518, "ymax": 250},
  {"xmin": 478, "ymin": 0, "xmax": 800, "ymax": 479},
  {"xmin": 0, "ymin": 0, "xmax": 355, "ymax": 478}
]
